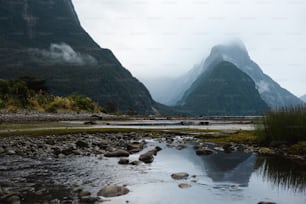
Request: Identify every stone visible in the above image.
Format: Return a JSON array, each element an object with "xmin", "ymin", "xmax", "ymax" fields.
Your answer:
[
  {"xmin": 61, "ymin": 147, "xmax": 74, "ymax": 155},
  {"xmin": 79, "ymin": 196, "xmax": 100, "ymax": 203},
  {"xmin": 118, "ymin": 158, "xmax": 129, "ymax": 165},
  {"xmin": 76, "ymin": 140, "xmax": 89, "ymax": 148},
  {"xmin": 257, "ymin": 202, "xmax": 276, "ymax": 204},
  {"xmin": 1, "ymin": 193, "xmax": 21, "ymax": 204},
  {"xmin": 223, "ymin": 144, "xmax": 236, "ymax": 153},
  {"xmin": 77, "ymin": 189, "xmax": 91, "ymax": 198},
  {"xmin": 176, "ymin": 145, "xmax": 187, "ymax": 150},
  {"xmin": 139, "ymin": 151, "xmax": 155, "ymax": 163},
  {"xmin": 178, "ymin": 183, "xmax": 192, "ymax": 189},
  {"xmin": 195, "ymin": 147, "xmax": 215, "ymax": 156},
  {"xmin": 7, "ymin": 149, "xmax": 16, "ymax": 155},
  {"xmin": 0, "ymin": 147, "xmax": 5, "ymax": 154},
  {"xmin": 127, "ymin": 142, "xmax": 143, "ymax": 153},
  {"xmin": 171, "ymin": 172, "xmax": 189, "ymax": 180},
  {"xmin": 84, "ymin": 121, "xmax": 97, "ymax": 125},
  {"xmin": 97, "ymin": 185, "xmax": 129, "ymax": 197},
  {"xmin": 258, "ymin": 147, "xmax": 275, "ymax": 156},
  {"xmin": 57, "ymin": 153, "xmax": 65, "ymax": 158},
  {"xmin": 129, "ymin": 160, "xmax": 141, "ymax": 165},
  {"xmin": 104, "ymin": 150, "xmax": 130, "ymax": 157}
]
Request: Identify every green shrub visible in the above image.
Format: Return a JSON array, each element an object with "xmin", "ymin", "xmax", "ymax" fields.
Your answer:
[
  {"xmin": 45, "ymin": 104, "xmax": 58, "ymax": 113},
  {"xmin": 0, "ymin": 99, "xmax": 5, "ymax": 109}
]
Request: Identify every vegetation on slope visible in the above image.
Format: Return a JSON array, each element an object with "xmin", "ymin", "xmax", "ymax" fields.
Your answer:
[{"xmin": 0, "ymin": 77, "xmax": 101, "ymax": 113}]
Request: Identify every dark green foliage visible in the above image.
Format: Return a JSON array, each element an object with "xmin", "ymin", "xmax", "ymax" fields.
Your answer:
[
  {"xmin": 257, "ymin": 106, "xmax": 306, "ymax": 145},
  {"xmin": 178, "ymin": 61, "xmax": 269, "ymax": 115},
  {"xmin": 0, "ymin": 79, "xmax": 101, "ymax": 113}
]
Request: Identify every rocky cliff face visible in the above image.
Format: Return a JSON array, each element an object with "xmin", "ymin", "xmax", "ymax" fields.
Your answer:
[
  {"xmin": 0, "ymin": 0, "xmax": 156, "ymax": 114},
  {"xmin": 177, "ymin": 61, "xmax": 269, "ymax": 116}
]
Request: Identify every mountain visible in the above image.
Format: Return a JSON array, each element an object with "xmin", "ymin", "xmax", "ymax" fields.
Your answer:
[
  {"xmin": 300, "ymin": 94, "xmax": 306, "ymax": 103},
  {"xmin": 177, "ymin": 61, "xmax": 269, "ymax": 115},
  {"xmin": 0, "ymin": 0, "xmax": 157, "ymax": 114},
  {"xmin": 150, "ymin": 40, "xmax": 303, "ymax": 109}
]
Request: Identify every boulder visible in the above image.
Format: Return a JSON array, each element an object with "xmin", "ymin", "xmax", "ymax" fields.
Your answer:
[
  {"xmin": 138, "ymin": 148, "xmax": 159, "ymax": 164},
  {"xmin": 118, "ymin": 158, "xmax": 129, "ymax": 165},
  {"xmin": 127, "ymin": 142, "xmax": 143, "ymax": 153},
  {"xmin": 171, "ymin": 172, "xmax": 189, "ymax": 180},
  {"xmin": 76, "ymin": 140, "xmax": 89, "ymax": 148},
  {"xmin": 104, "ymin": 150, "xmax": 130, "ymax": 157},
  {"xmin": 97, "ymin": 185, "xmax": 129, "ymax": 197}
]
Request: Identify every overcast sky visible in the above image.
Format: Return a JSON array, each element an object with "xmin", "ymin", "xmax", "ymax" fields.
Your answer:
[{"xmin": 72, "ymin": 0, "xmax": 306, "ymax": 97}]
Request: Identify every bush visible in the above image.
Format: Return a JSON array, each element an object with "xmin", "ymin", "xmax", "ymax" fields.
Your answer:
[
  {"xmin": 257, "ymin": 106, "xmax": 306, "ymax": 145},
  {"xmin": 0, "ymin": 99, "xmax": 5, "ymax": 109},
  {"xmin": 46, "ymin": 104, "xmax": 57, "ymax": 113}
]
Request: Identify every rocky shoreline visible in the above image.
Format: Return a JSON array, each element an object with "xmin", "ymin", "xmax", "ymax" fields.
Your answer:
[
  {"xmin": 0, "ymin": 131, "xmax": 304, "ymax": 203},
  {"xmin": 0, "ymin": 111, "xmax": 117, "ymax": 123}
]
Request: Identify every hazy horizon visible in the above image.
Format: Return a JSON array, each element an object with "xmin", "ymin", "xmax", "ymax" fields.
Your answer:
[{"xmin": 72, "ymin": 0, "xmax": 306, "ymax": 97}]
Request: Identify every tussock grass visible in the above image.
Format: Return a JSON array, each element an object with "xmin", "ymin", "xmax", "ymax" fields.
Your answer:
[{"xmin": 256, "ymin": 106, "xmax": 306, "ymax": 145}]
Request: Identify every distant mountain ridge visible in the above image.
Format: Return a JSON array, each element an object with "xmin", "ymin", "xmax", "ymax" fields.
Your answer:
[
  {"xmin": 145, "ymin": 40, "xmax": 303, "ymax": 110},
  {"xmin": 0, "ymin": 0, "xmax": 157, "ymax": 114}
]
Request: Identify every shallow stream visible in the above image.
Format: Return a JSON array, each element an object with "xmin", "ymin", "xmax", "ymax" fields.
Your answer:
[{"xmin": 0, "ymin": 139, "xmax": 305, "ymax": 204}]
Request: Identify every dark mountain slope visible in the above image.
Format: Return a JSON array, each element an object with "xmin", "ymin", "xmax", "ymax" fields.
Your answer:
[
  {"xmin": 178, "ymin": 61, "xmax": 269, "ymax": 115},
  {"xmin": 0, "ymin": 0, "xmax": 156, "ymax": 114}
]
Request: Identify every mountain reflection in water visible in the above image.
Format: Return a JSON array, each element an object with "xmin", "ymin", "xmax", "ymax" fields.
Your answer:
[{"xmin": 198, "ymin": 148, "xmax": 256, "ymax": 186}]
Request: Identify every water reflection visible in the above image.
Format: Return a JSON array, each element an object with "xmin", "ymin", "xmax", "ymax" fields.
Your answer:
[
  {"xmin": 198, "ymin": 148, "xmax": 256, "ymax": 186},
  {"xmin": 255, "ymin": 156, "xmax": 306, "ymax": 192}
]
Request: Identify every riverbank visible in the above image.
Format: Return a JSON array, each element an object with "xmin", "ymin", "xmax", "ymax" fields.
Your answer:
[{"xmin": 0, "ymin": 131, "xmax": 305, "ymax": 204}]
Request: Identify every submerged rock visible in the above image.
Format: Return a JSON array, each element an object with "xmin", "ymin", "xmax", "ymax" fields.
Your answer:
[
  {"xmin": 195, "ymin": 147, "xmax": 215, "ymax": 156},
  {"xmin": 178, "ymin": 183, "xmax": 192, "ymax": 189},
  {"xmin": 171, "ymin": 172, "xmax": 189, "ymax": 180},
  {"xmin": 257, "ymin": 202, "xmax": 277, "ymax": 204},
  {"xmin": 97, "ymin": 185, "xmax": 129, "ymax": 197}
]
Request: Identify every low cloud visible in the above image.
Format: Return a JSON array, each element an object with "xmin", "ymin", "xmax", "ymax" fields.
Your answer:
[{"xmin": 29, "ymin": 43, "xmax": 97, "ymax": 65}]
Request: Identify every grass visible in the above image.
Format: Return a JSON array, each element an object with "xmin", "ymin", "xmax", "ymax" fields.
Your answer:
[
  {"xmin": 195, "ymin": 130, "xmax": 257, "ymax": 144},
  {"xmin": 256, "ymin": 106, "xmax": 306, "ymax": 145}
]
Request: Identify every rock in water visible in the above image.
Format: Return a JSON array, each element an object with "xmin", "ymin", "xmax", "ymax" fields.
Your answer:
[
  {"xmin": 171, "ymin": 172, "xmax": 189, "ymax": 180},
  {"xmin": 104, "ymin": 150, "xmax": 130, "ymax": 157},
  {"xmin": 97, "ymin": 185, "xmax": 129, "ymax": 197},
  {"xmin": 118, "ymin": 158, "xmax": 129, "ymax": 165},
  {"xmin": 178, "ymin": 183, "xmax": 192, "ymax": 189}
]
